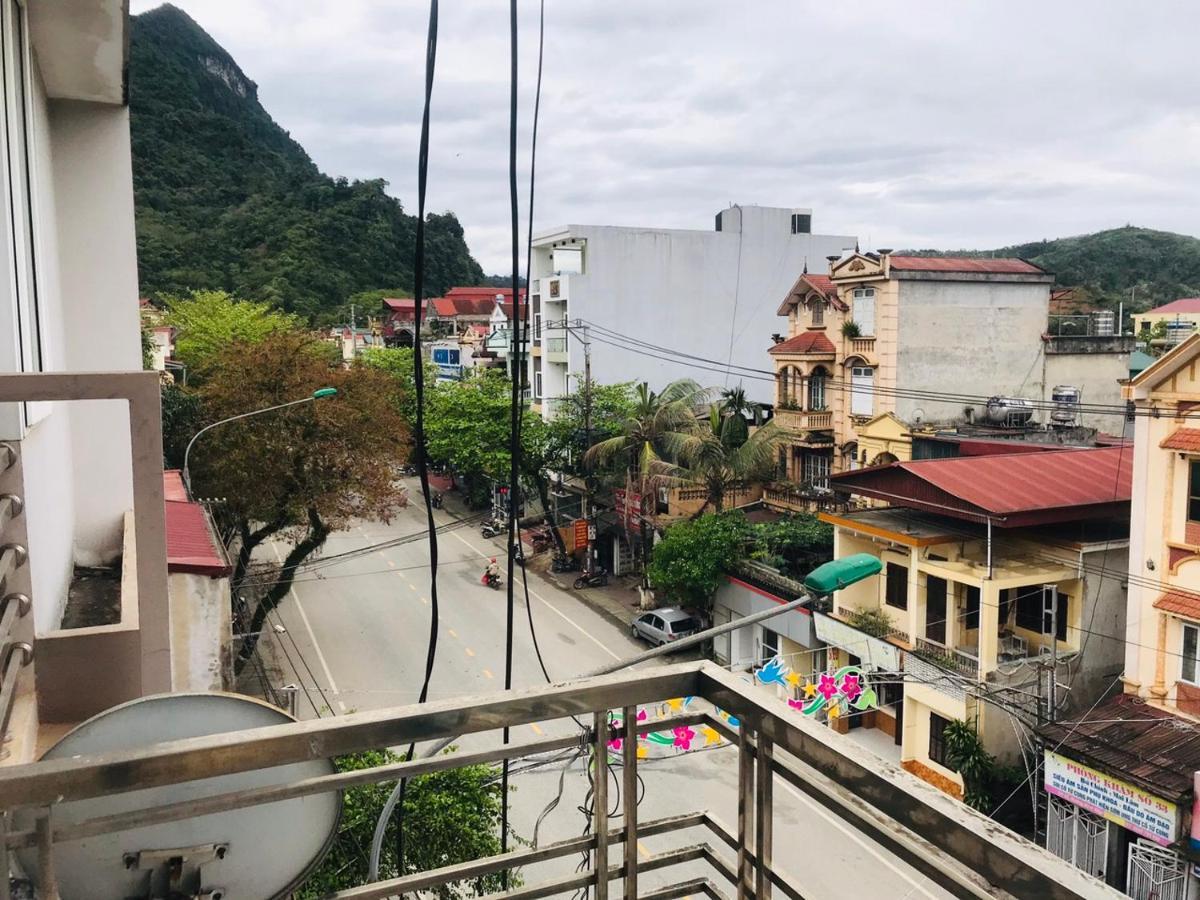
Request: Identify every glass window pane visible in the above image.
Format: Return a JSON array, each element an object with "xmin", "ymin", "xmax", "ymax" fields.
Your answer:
[{"xmin": 1184, "ymin": 625, "xmax": 1198, "ymax": 684}]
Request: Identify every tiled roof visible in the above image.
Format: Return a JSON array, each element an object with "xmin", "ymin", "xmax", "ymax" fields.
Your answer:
[
  {"xmin": 1039, "ymin": 693, "xmax": 1200, "ymax": 802},
  {"xmin": 768, "ymin": 331, "xmax": 836, "ymax": 355},
  {"xmin": 162, "ymin": 470, "xmax": 230, "ymax": 577},
  {"xmin": 831, "ymin": 446, "xmax": 1132, "ymax": 527},
  {"xmin": 1147, "ymin": 297, "xmax": 1200, "ymax": 315},
  {"xmin": 1154, "ymin": 589, "xmax": 1200, "ymax": 620},
  {"xmin": 887, "ymin": 256, "xmax": 1046, "ymax": 275},
  {"xmin": 1161, "ymin": 428, "xmax": 1200, "ymax": 452}
]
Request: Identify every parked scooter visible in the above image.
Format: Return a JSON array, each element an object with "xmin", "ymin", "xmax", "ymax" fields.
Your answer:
[
  {"xmin": 551, "ymin": 552, "xmax": 579, "ymax": 573},
  {"xmin": 400, "ymin": 463, "xmax": 417, "ymax": 477},
  {"xmin": 573, "ymin": 566, "xmax": 609, "ymax": 590},
  {"xmin": 480, "ymin": 517, "xmax": 506, "ymax": 539},
  {"xmin": 528, "ymin": 525, "xmax": 554, "ymax": 554}
]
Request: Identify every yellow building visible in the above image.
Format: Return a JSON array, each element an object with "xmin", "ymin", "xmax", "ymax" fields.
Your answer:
[
  {"xmin": 818, "ymin": 447, "xmax": 1131, "ymax": 799},
  {"xmin": 1130, "ymin": 297, "xmax": 1200, "ymax": 347}
]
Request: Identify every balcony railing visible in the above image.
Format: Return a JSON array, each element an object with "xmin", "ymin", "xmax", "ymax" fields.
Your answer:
[
  {"xmin": 848, "ymin": 337, "xmax": 876, "ymax": 357},
  {"xmin": 772, "ymin": 408, "xmax": 833, "ymax": 432},
  {"xmin": 913, "ymin": 637, "xmax": 980, "ymax": 677},
  {"xmin": 0, "ymin": 661, "xmax": 1098, "ymax": 899},
  {"xmin": 0, "ymin": 441, "xmax": 32, "ymax": 742}
]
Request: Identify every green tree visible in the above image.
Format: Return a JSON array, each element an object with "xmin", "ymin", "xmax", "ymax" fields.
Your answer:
[
  {"xmin": 750, "ymin": 514, "xmax": 834, "ymax": 580},
  {"xmin": 717, "ymin": 385, "xmax": 764, "ymax": 448},
  {"xmin": 942, "ymin": 719, "xmax": 997, "ymax": 812},
  {"xmin": 646, "ymin": 511, "xmax": 751, "ymax": 609},
  {"xmin": 652, "ymin": 406, "xmax": 783, "ymax": 515},
  {"xmin": 160, "ymin": 382, "xmax": 203, "ymax": 470},
  {"xmin": 141, "ymin": 324, "xmax": 156, "ymax": 369},
  {"xmin": 192, "ymin": 331, "xmax": 409, "ymax": 672},
  {"xmin": 358, "ymin": 346, "xmax": 438, "ymax": 426},
  {"xmin": 166, "ymin": 289, "xmax": 299, "ymax": 375},
  {"xmin": 297, "ymin": 749, "xmax": 514, "ymax": 898}
]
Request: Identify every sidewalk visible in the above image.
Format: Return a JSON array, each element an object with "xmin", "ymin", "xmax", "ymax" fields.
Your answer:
[{"xmin": 522, "ymin": 550, "xmax": 645, "ymax": 633}]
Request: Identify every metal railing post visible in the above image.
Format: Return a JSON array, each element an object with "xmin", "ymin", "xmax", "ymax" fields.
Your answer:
[
  {"xmin": 622, "ymin": 705, "xmax": 638, "ymax": 899},
  {"xmin": 35, "ymin": 812, "xmax": 58, "ymax": 900},
  {"xmin": 593, "ymin": 711, "xmax": 609, "ymax": 900},
  {"xmin": 736, "ymin": 726, "xmax": 755, "ymax": 900},
  {"xmin": 755, "ymin": 734, "xmax": 774, "ymax": 899}
]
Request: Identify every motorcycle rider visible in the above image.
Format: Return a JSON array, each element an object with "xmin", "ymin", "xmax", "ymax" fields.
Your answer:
[{"xmin": 483, "ymin": 556, "xmax": 500, "ymax": 586}]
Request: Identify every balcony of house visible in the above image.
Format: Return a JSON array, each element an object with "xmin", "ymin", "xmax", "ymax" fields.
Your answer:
[
  {"xmin": 762, "ymin": 481, "xmax": 844, "ymax": 515},
  {"xmin": 0, "ymin": 660, "xmax": 1106, "ymax": 899},
  {"xmin": 772, "ymin": 407, "xmax": 833, "ymax": 433},
  {"xmin": 544, "ymin": 335, "xmax": 569, "ymax": 363},
  {"xmin": 665, "ymin": 483, "xmax": 763, "ymax": 519},
  {"xmin": 847, "ymin": 336, "xmax": 877, "ymax": 360}
]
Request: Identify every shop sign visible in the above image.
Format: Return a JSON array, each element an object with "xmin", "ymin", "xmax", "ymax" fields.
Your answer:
[
  {"xmin": 812, "ymin": 611, "xmax": 900, "ymax": 671},
  {"xmin": 573, "ymin": 518, "xmax": 589, "ymax": 550},
  {"xmin": 1044, "ymin": 750, "xmax": 1177, "ymax": 846}
]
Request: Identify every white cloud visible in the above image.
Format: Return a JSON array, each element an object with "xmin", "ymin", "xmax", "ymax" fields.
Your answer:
[{"xmin": 130, "ymin": 0, "xmax": 1199, "ymax": 273}]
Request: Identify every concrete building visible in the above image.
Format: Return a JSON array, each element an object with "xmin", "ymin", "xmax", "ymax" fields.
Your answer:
[
  {"xmin": 0, "ymin": 2, "xmax": 221, "ymax": 765},
  {"xmin": 766, "ymin": 252, "xmax": 1131, "ymax": 512},
  {"xmin": 1131, "ymin": 297, "xmax": 1200, "ymax": 346},
  {"xmin": 818, "ymin": 447, "xmax": 1130, "ymax": 797},
  {"xmin": 528, "ymin": 206, "xmax": 855, "ymax": 418},
  {"xmin": 1034, "ymin": 335, "xmax": 1200, "ymax": 897}
]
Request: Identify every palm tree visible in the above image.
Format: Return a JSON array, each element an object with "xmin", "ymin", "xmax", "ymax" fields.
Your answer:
[
  {"xmin": 654, "ymin": 405, "xmax": 783, "ymax": 516},
  {"xmin": 583, "ymin": 379, "xmax": 709, "ymax": 481},
  {"xmin": 718, "ymin": 385, "xmax": 764, "ymax": 448}
]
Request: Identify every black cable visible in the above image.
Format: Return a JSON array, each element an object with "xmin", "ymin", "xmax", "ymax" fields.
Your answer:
[
  {"xmin": 500, "ymin": 0, "xmax": 520, "ymax": 883},
  {"xmin": 394, "ymin": 0, "xmax": 440, "ymax": 879}
]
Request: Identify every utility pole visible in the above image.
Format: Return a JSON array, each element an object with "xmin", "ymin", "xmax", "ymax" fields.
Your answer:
[{"xmin": 579, "ymin": 320, "xmax": 595, "ymax": 570}]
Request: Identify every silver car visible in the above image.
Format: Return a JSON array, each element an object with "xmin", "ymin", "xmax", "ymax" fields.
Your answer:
[{"xmin": 631, "ymin": 607, "xmax": 700, "ymax": 647}]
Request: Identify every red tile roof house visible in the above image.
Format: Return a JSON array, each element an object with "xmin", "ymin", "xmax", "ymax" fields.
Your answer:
[
  {"xmin": 807, "ymin": 446, "xmax": 1130, "ymax": 801},
  {"xmin": 163, "ymin": 470, "xmax": 233, "ymax": 691},
  {"xmin": 381, "ymin": 287, "xmax": 527, "ymax": 347}
]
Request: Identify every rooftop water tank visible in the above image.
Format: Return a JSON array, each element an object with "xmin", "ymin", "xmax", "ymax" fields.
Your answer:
[
  {"xmin": 982, "ymin": 396, "xmax": 1035, "ymax": 428},
  {"xmin": 1051, "ymin": 385, "xmax": 1081, "ymax": 427}
]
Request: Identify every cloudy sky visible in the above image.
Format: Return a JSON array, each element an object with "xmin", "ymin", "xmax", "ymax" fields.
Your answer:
[{"xmin": 131, "ymin": 0, "xmax": 1198, "ymax": 274}]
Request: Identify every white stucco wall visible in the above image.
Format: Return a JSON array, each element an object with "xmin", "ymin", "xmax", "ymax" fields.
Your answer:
[
  {"xmin": 894, "ymin": 279, "xmax": 1050, "ymax": 425},
  {"xmin": 532, "ymin": 207, "xmax": 855, "ymax": 410},
  {"xmin": 169, "ymin": 572, "xmax": 231, "ymax": 692},
  {"xmin": 1042, "ymin": 350, "xmax": 1129, "ymax": 432}
]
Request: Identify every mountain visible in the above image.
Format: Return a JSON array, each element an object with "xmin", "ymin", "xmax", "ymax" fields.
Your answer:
[
  {"xmin": 905, "ymin": 226, "xmax": 1200, "ymax": 311},
  {"xmin": 129, "ymin": 4, "xmax": 483, "ymax": 322}
]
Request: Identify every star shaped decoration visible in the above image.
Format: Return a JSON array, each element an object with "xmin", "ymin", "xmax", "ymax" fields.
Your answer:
[
  {"xmin": 785, "ymin": 671, "xmax": 802, "ymax": 688},
  {"xmin": 803, "ymin": 682, "xmax": 818, "ymax": 699},
  {"xmin": 667, "ymin": 697, "xmax": 683, "ymax": 711},
  {"xmin": 700, "ymin": 725, "xmax": 721, "ymax": 745},
  {"xmin": 636, "ymin": 745, "xmax": 649, "ymax": 760},
  {"xmin": 827, "ymin": 704, "xmax": 840, "ymax": 719}
]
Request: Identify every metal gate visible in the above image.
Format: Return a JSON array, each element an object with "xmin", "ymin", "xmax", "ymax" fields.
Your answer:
[
  {"xmin": 1046, "ymin": 796, "xmax": 1108, "ymax": 880},
  {"xmin": 1126, "ymin": 839, "xmax": 1187, "ymax": 900}
]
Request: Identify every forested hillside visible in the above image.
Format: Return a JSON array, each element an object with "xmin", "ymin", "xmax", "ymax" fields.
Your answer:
[
  {"xmin": 908, "ymin": 226, "xmax": 1200, "ymax": 310},
  {"xmin": 130, "ymin": 4, "xmax": 482, "ymax": 321}
]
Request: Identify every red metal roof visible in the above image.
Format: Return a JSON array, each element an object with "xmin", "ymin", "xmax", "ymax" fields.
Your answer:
[
  {"xmin": 1154, "ymin": 590, "xmax": 1200, "ymax": 620},
  {"xmin": 1148, "ymin": 297, "xmax": 1200, "ymax": 315},
  {"xmin": 1161, "ymin": 428, "xmax": 1200, "ymax": 452},
  {"xmin": 768, "ymin": 331, "xmax": 836, "ymax": 355},
  {"xmin": 887, "ymin": 256, "xmax": 1045, "ymax": 275},
  {"xmin": 162, "ymin": 471, "xmax": 230, "ymax": 577},
  {"xmin": 831, "ymin": 446, "xmax": 1132, "ymax": 527}
]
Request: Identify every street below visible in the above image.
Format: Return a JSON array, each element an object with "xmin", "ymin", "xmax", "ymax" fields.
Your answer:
[{"xmin": 259, "ymin": 489, "xmax": 953, "ymax": 898}]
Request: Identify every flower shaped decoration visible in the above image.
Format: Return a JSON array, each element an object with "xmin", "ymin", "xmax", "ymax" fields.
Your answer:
[
  {"xmin": 839, "ymin": 672, "xmax": 863, "ymax": 703},
  {"xmin": 673, "ymin": 725, "xmax": 695, "ymax": 750},
  {"xmin": 816, "ymin": 672, "xmax": 840, "ymax": 702}
]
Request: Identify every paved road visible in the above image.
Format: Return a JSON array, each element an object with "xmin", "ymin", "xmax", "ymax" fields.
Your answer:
[{"xmin": 261, "ymin": 494, "xmax": 953, "ymax": 898}]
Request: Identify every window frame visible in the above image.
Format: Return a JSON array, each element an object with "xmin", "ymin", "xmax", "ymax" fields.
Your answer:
[
  {"xmin": 884, "ymin": 562, "xmax": 908, "ymax": 610},
  {"xmin": 852, "ymin": 287, "xmax": 876, "ymax": 336},
  {"xmin": 810, "ymin": 299, "xmax": 824, "ymax": 327},
  {"xmin": 803, "ymin": 451, "xmax": 831, "ymax": 489},
  {"xmin": 925, "ymin": 575, "xmax": 947, "ymax": 645},
  {"xmin": 963, "ymin": 585, "xmax": 981, "ymax": 631},
  {"xmin": 928, "ymin": 712, "xmax": 951, "ymax": 768},
  {"xmin": 807, "ymin": 369, "xmax": 826, "ymax": 410},
  {"xmin": 533, "ymin": 370, "xmax": 543, "ymax": 400},
  {"xmin": 1188, "ymin": 460, "xmax": 1200, "ymax": 523},
  {"xmin": 1183, "ymin": 623, "xmax": 1200, "ymax": 685}
]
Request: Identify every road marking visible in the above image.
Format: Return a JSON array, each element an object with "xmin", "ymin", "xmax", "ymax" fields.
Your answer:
[
  {"xmin": 409, "ymin": 583, "xmax": 417, "ymax": 591},
  {"xmin": 447, "ymin": 531, "xmax": 622, "ymax": 661},
  {"xmin": 448, "ymin": 628, "xmax": 459, "ymax": 639},
  {"xmin": 420, "ymin": 597, "xmax": 429, "ymax": 605},
  {"xmin": 270, "ymin": 544, "xmax": 346, "ymax": 713},
  {"xmin": 465, "ymin": 647, "xmax": 476, "ymax": 657},
  {"xmin": 636, "ymin": 841, "xmax": 651, "ymax": 858},
  {"xmin": 482, "ymin": 668, "xmax": 494, "ymax": 679},
  {"xmin": 386, "ymin": 560, "xmax": 396, "ymax": 568},
  {"xmin": 529, "ymin": 722, "xmax": 543, "ymax": 735}
]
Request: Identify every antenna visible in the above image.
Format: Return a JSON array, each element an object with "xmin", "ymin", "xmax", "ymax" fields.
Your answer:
[{"xmin": 14, "ymin": 693, "xmax": 340, "ymax": 900}]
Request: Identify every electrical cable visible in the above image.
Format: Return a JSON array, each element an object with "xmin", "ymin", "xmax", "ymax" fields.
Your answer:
[{"xmin": 373, "ymin": 0, "xmax": 440, "ymax": 882}]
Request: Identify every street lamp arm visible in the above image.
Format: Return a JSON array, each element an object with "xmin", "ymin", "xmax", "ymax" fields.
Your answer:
[{"xmin": 182, "ymin": 395, "xmax": 324, "ymax": 493}]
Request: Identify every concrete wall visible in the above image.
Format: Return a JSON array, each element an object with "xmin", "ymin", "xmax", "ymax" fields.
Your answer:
[
  {"xmin": 712, "ymin": 575, "xmax": 818, "ymax": 670},
  {"xmin": 169, "ymin": 572, "xmax": 232, "ymax": 692},
  {"xmin": 532, "ymin": 208, "xmax": 855, "ymax": 411},
  {"xmin": 894, "ymin": 279, "xmax": 1050, "ymax": 425},
  {"xmin": 1042, "ymin": 347, "xmax": 1130, "ymax": 431}
]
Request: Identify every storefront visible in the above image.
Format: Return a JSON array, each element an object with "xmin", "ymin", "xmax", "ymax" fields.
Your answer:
[{"xmin": 1040, "ymin": 695, "xmax": 1200, "ymax": 899}]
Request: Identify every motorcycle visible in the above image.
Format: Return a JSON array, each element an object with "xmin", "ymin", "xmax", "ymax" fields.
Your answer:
[
  {"xmin": 400, "ymin": 464, "xmax": 417, "ymax": 477},
  {"xmin": 480, "ymin": 518, "xmax": 505, "ymax": 539},
  {"xmin": 528, "ymin": 526, "xmax": 554, "ymax": 554},
  {"xmin": 482, "ymin": 571, "xmax": 502, "ymax": 590},
  {"xmin": 573, "ymin": 567, "xmax": 609, "ymax": 590},
  {"xmin": 430, "ymin": 491, "xmax": 443, "ymax": 509},
  {"xmin": 551, "ymin": 552, "xmax": 579, "ymax": 573}
]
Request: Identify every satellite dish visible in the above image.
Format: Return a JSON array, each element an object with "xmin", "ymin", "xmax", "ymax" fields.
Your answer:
[{"xmin": 14, "ymin": 693, "xmax": 340, "ymax": 900}]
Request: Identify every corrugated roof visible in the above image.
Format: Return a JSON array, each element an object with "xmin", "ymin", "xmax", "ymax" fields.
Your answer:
[
  {"xmin": 887, "ymin": 256, "xmax": 1045, "ymax": 275},
  {"xmin": 831, "ymin": 446, "xmax": 1132, "ymax": 527},
  {"xmin": 1161, "ymin": 428, "xmax": 1200, "ymax": 452},
  {"xmin": 1154, "ymin": 590, "xmax": 1200, "ymax": 619},
  {"xmin": 1039, "ymin": 694, "xmax": 1200, "ymax": 801},
  {"xmin": 1147, "ymin": 297, "xmax": 1200, "ymax": 315},
  {"xmin": 768, "ymin": 331, "xmax": 836, "ymax": 355},
  {"xmin": 162, "ymin": 471, "xmax": 229, "ymax": 577}
]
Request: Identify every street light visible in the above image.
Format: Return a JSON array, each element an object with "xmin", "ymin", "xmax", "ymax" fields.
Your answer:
[{"xmin": 182, "ymin": 387, "xmax": 339, "ymax": 493}]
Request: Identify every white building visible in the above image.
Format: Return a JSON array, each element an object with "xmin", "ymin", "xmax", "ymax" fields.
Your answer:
[{"xmin": 528, "ymin": 206, "xmax": 855, "ymax": 417}]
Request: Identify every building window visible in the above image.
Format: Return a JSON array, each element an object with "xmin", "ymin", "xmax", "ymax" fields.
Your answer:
[
  {"xmin": 1015, "ymin": 585, "xmax": 1067, "ymax": 641},
  {"xmin": 964, "ymin": 585, "xmax": 980, "ymax": 631},
  {"xmin": 851, "ymin": 366, "xmax": 874, "ymax": 416},
  {"xmin": 928, "ymin": 713, "xmax": 951, "ymax": 768},
  {"xmin": 804, "ymin": 452, "xmax": 830, "ymax": 489},
  {"xmin": 885, "ymin": 562, "xmax": 907, "ymax": 610},
  {"xmin": 759, "ymin": 627, "xmax": 780, "ymax": 665},
  {"xmin": 533, "ymin": 371, "xmax": 543, "ymax": 399},
  {"xmin": 811, "ymin": 300, "xmax": 824, "ymax": 327},
  {"xmin": 808, "ymin": 368, "xmax": 827, "ymax": 410},
  {"xmin": 790, "ymin": 213, "xmax": 811, "ymax": 234},
  {"xmin": 925, "ymin": 576, "xmax": 947, "ymax": 644},
  {"xmin": 1189, "ymin": 461, "xmax": 1200, "ymax": 521},
  {"xmin": 1183, "ymin": 623, "xmax": 1200, "ymax": 684},
  {"xmin": 852, "ymin": 287, "xmax": 875, "ymax": 336}
]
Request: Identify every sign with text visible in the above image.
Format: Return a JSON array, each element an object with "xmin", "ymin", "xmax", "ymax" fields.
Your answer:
[
  {"xmin": 812, "ymin": 612, "xmax": 901, "ymax": 671},
  {"xmin": 1192, "ymin": 771, "xmax": 1200, "ymax": 850},
  {"xmin": 573, "ymin": 518, "xmax": 589, "ymax": 551},
  {"xmin": 614, "ymin": 489, "xmax": 644, "ymax": 535},
  {"xmin": 1044, "ymin": 750, "xmax": 1177, "ymax": 846}
]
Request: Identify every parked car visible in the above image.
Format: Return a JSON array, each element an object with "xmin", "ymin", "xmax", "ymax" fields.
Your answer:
[{"xmin": 630, "ymin": 607, "xmax": 700, "ymax": 648}]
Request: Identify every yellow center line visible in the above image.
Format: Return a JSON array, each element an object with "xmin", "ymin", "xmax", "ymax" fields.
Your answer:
[
  {"xmin": 482, "ymin": 668, "xmax": 494, "ymax": 679},
  {"xmin": 464, "ymin": 647, "xmax": 475, "ymax": 657},
  {"xmin": 529, "ymin": 722, "xmax": 543, "ymax": 735},
  {"xmin": 420, "ymin": 597, "xmax": 428, "ymax": 605},
  {"xmin": 386, "ymin": 560, "xmax": 395, "ymax": 568},
  {"xmin": 448, "ymin": 628, "xmax": 459, "ymax": 639}
]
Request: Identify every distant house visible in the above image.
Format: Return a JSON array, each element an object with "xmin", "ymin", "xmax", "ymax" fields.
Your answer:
[
  {"xmin": 381, "ymin": 286, "xmax": 526, "ymax": 349},
  {"xmin": 328, "ymin": 324, "xmax": 381, "ymax": 363},
  {"xmin": 1131, "ymin": 297, "xmax": 1200, "ymax": 346}
]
